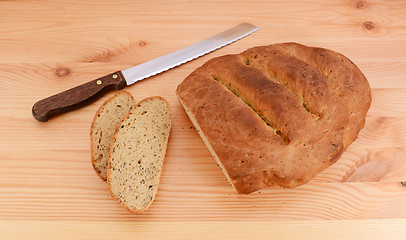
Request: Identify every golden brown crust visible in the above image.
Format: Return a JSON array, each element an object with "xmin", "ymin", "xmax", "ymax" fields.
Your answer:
[
  {"xmin": 176, "ymin": 42, "xmax": 371, "ymax": 194},
  {"xmin": 271, "ymin": 43, "xmax": 372, "ymax": 145}
]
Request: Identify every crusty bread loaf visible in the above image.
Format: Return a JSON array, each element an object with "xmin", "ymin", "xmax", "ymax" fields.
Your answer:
[
  {"xmin": 176, "ymin": 42, "xmax": 371, "ymax": 194},
  {"xmin": 107, "ymin": 96, "xmax": 172, "ymax": 213},
  {"xmin": 90, "ymin": 90, "xmax": 136, "ymax": 181}
]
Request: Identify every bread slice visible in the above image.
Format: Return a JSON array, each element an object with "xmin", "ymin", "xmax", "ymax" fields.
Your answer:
[
  {"xmin": 90, "ymin": 90, "xmax": 136, "ymax": 181},
  {"xmin": 107, "ymin": 96, "xmax": 172, "ymax": 213}
]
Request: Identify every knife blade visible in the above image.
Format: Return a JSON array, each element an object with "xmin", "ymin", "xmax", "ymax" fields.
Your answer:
[{"xmin": 32, "ymin": 23, "xmax": 259, "ymax": 122}]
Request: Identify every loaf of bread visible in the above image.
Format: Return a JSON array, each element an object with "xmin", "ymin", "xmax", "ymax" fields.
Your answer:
[
  {"xmin": 90, "ymin": 90, "xmax": 136, "ymax": 181},
  {"xmin": 176, "ymin": 42, "xmax": 371, "ymax": 194},
  {"xmin": 107, "ymin": 96, "xmax": 172, "ymax": 213}
]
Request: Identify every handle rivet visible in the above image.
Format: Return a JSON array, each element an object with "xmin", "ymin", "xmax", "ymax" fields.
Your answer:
[
  {"xmin": 96, "ymin": 80, "xmax": 102, "ymax": 85},
  {"xmin": 112, "ymin": 74, "xmax": 118, "ymax": 79}
]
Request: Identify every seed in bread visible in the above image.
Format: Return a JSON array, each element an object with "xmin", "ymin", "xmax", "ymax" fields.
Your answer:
[
  {"xmin": 107, "ymin": 97, "xmax": 172, "ymax": 213},
  {"xmin": 90, "ymin": 90, "xmax": 136, "ymax": 181},
  {"xmin": 176, "ymin": 42, "xmax": 371, "ymax": 194}
]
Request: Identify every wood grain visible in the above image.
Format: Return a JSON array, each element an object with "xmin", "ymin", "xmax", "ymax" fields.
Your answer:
[
  {"xmin": 1, "ymin": 0, "xmax": 406, "ymax": 239},
  {"xmin": 1, "ymin": 219, "xmax": 406, "ymax": 240}
]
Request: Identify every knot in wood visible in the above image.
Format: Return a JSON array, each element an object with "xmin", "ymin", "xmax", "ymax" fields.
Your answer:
[
  {"xmin": 355, "ymin": 0, "xmax": 367, "ymax": 9},
  {"xmin": 55, "ymin": 67, "xmax": 71, "ymax": 78},
  {"xmin": 138, "ymin": 41, "xmax": 147, "ymax": 47},
  {"xmin": 363, "ymin": 21, "xmax": 375, "ymax": 30}
]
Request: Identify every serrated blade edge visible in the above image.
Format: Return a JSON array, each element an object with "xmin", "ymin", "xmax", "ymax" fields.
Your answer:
[{"xmin": 122, "ymin": 23, "xmax": 259, "ymax": 85}]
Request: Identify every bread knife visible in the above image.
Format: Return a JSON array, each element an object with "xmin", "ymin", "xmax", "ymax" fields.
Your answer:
[{"xmin": 32, "ymin": 23, "xmax": 259, "ymax": 121}]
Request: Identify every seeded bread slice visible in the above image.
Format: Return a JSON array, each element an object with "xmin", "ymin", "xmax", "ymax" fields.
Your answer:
[
  {"xmin": 107, "ymin": 96, "xmax": 172, "ymax": 213},
  {"xmin": 90, "ymin": 90, "xmax": 136, "ymax": 181}
]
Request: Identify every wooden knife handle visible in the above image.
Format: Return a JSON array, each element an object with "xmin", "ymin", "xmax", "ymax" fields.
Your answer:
[{"xmin": 32, "ymin": 71, "xmax": 127, "ymax": 122}]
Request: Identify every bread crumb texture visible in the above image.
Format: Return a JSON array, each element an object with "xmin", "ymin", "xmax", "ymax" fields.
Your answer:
[
  {"xmin": 108, "ymin": 97, "xmax": 172, "ymax": 213},
  {"xmin": 90, "ymin": 90, "xmax": 135, "ymax": 181}
]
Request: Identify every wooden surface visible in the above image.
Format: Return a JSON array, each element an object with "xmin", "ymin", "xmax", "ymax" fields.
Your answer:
[{"xmin": 1, "ymin": 0, "xmax": 406, "ymax": 239}]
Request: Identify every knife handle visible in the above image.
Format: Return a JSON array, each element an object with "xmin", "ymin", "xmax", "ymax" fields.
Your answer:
[{"xmin": 32, "ymin": 71, "xmax": 127, "ymax": 122}]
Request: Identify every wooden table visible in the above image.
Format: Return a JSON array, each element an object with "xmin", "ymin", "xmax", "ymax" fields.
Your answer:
[{"xmin": 1, "ymin": 0, "xmax": 406, "ymax": 239}]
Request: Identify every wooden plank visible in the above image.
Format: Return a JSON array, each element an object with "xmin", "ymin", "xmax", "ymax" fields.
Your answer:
[
  {"xmin": 1, "ymin": 38, "xmax": 406, "ymax": 64},
  {"xmin": 1, "ymin": 63, "xmax": 406, "ymax": 108},
  {"xmin": 1, "ymin": 219, "xmax": 406, "ymax": 240},
  {"xmin": 1, "ymin": 0, "xmax": 405, "ymax": 38},
  {"xmin": 1, "ymin": 179, "xmax": 406, "ymax": 221},
  {"xmin": 1, "ymin": 0, "xmax": 406, "ymax": 64}
]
